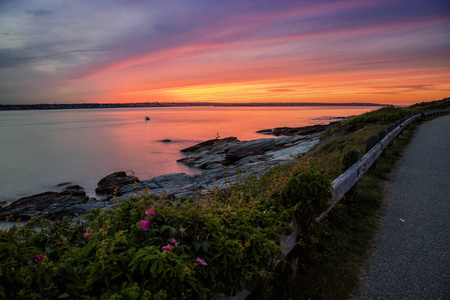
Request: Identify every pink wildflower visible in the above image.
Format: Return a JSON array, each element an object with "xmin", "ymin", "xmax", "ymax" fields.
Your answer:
[
  {"xmin": 196, "ymin": 258, "xmax": 208, "ymax": 266},
  {"xmin": 34, "ymin": 254, "xmax": 44, "ymax": 263},
  {"xmin": 145, "ymin": 209, "xmax": 156, "ymax": 217},
  {"xmin": 74, "ymin": 243, "xmax": 80, "ymax": 247},
  {"xmin": 83, "ymin": 232, "xmax": 93, "ymax": 240},
  {"xmin": 170, "ymin": 238, "xmax": 178, "ymax": 247},
  {"xmin": 162, "ymin": 244, "xmax": 173, "ymax": 253},
  {"xmin": 140, "ymin": 220, "xmax": 150, "ymax": 231}
]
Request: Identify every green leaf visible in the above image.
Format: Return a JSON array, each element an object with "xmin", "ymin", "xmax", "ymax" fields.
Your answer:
[
  {"xmin": 185, "ymin": 277, "xmax": 198, "ymax": 289},
  {"xmin": 150, "ymin": 261, "xmax": 158, "ymax": 276},
  {"xmin": 111, "ymin": 271, "xmax": 124, "ymax": 280},
  {"xmin": 85, "ymin": 270, "xmax": 101, "ymax": 288},
  {"xmin": 58, "ymin": 293, "xmax": 70, "ymax": 298},
  {"xmin": 193, "ymin": 242, "xmax": 201, "ymax": 252},
  {"xmin": 160, "ymin": 225, "xmax": 172, "ymax": 233},
  {"xmin": 201, "ymin": 241, "xmax": 210, "ymax": 253}
]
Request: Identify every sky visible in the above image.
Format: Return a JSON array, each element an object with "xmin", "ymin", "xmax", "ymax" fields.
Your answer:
[{"xmin": 0, "ymin": 0, "xmax": 449, "ymax": 105}]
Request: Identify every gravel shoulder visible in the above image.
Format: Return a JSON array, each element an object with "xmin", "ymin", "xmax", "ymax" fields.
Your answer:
[{"xmin": 353, "ymin": 115, "xmax": 450, "ymax": 300}]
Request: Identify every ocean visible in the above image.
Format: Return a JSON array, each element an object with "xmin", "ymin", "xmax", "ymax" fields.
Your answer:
[{"xmin": 0, "ymin": 106, "xmax": 377, "ymax": 205}]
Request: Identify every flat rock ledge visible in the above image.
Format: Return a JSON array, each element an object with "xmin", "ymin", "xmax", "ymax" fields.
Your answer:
[
  {"xmin": 0, "ymin": 185, "xmax": 108, "ymax": 221},
  {"xmin": 1, "ymin": 135, "xmax": 319, "ymax": 221},
  {"xmin": 256, "ymin": 122, "xmax": 339, "ymax": 136}
]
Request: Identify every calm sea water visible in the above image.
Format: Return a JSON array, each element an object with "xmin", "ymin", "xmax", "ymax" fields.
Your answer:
[{"xmin": 0, "ymin": 106, "xmax": 377, "ymax": 205}]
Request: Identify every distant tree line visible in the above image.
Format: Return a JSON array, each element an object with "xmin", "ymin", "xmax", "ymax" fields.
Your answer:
[{"xmin": 0, "ymin": 102, "xmax": 385, "ymax": 111}]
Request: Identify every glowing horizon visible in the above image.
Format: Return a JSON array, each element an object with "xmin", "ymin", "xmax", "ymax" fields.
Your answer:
[{"xmin": 1, "ymin": 0, "xmax": 449, "ymax": 106}]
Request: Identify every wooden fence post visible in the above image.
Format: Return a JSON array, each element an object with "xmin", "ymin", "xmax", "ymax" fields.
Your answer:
[
  {"xmin": 366, "ymin": 134, "xmax": 379, "ymax": 169},
  {"xmin": 386, "ymin": 124, "xmax": 396, "ymax": 146},
  {"xmin": 342, "ymin": 149, "xmax": 361, "ymax": 197},
  {"xmin": 377, "ymin": 129, "xmax": 387, "ymax": 152}
]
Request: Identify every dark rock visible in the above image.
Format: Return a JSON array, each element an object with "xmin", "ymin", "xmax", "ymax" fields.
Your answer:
[
  {"xmin": 223, "ymin": 136, "xmax": 307, "ymax": 165},
  {"xmin": 120, "ymin": 173, "xmax": 201, "ymax": 199},
  {"xmin": 57, "ymin": 182, "xmax": 72, "ymax": 187},
  {"xmin": 161, "ymin": 139, "xmax": 172, "ymax": 143},
  {"xmin": 179, "ymin": 136, "xmax": 317, "ymax": 170},
  {"xmin": 256, "ymin": 123, "xmax": 337, "ymax": 137},
  {"xmin": 60, "ymin": 185, "xmax": 86, "ymax": 196},
  {"xmin": 0, "ymin": 186, "xmax": 93, "ymax": 221},
  {"xmin": 223, "ymin": 138, "xmax": 277, "ymax": 165},
  {"xmin": 178, "ymin": 137, "xmax": 239, "ymax": 169},
  {"xmin": 181, "ymin": 137, "xmax": 238, "ymax": 153},
  {"xmin": 95, "ymin": 171, "xmax": 140, "ymax": 196},
  {"xmin": 194, "ymin": 164, "xmax": 239, "ymax": 188},
  {"xmin": 150, "ymin": 173, "xmax": 195, "ymax": 189}
]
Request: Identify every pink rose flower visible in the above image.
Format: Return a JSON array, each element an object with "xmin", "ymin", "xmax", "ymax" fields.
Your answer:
[
  {"xmin": 170, "ymin": 238, "xmax": 178, "ymax": 247},
  {"xmin": 34, "ymin": 254, "xmax": 44, "ymax": 263},
  {"xmin": 145, "ymin": 209, "xmax": 156, "ymax": 217},
  {"xmin": 162, "ymin": 244, "xmax": 173, "ymax": 253},
  {"xmin": 140, "ymin": 220, "xmax": 150, "ymax": 231},
  {"xmin": 196, "ymin": 258, "xmax": 208, "ymax": 266}
]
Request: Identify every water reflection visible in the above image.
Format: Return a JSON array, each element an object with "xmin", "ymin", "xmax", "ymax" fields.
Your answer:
[{"xmin": 0, "ymin": 106, "xmax": 377, "ymax": 204}]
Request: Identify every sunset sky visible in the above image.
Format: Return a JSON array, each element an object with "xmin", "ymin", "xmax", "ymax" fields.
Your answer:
[{"xmin": 0, "ymin": 0, "xmax": 449, "ymax": 105}]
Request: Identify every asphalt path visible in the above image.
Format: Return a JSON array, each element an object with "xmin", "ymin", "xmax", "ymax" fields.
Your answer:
[{"xmin": 353, "ymin": 115, "xmax": 450, "ymax": 300}]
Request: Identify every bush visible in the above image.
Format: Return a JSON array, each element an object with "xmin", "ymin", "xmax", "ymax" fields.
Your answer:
[
  {"xmin": 0, "ymin": 193, "xmax": 288, "ymax": 299},
  {"xmin": 282, "ymin": 171, "xmax": 332, "ymax": 230}
]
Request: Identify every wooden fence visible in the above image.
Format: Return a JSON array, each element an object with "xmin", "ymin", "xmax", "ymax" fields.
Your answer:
[
  {"xmin": 319, "ymin": 109, "xmax": 449, "ymax": 221},
  {"xmin": 230, "ymin": 109, "xmax": 449, "ymax": 299}
]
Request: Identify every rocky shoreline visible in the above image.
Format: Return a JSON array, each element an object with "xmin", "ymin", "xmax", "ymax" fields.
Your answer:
[{"xmin": 0, "ymin": 124, "xmax": 332, "ymax": 221}]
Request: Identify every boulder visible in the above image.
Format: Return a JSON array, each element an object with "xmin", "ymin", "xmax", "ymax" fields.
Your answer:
[
  {"xmin": 95, "ymin": 171, "xmax": 140, "ymax": 196},
  {"xmin": 194, "ymin": 164, "xmax": 240, "ymax": 189},
  {"xmin": 223, "ymin": 136, "xmax": 307, "ymax": 165},
  {"xmin": 0, "ymin": 186, "xmax": 93, "ymax": 221},
  {"xmin": 178, "ymin": 137, "xmax": 238, "ymax": 169},
  {"xmin": 120, "ymin": 173, "xmax": 202, "ymax": 199},
  {"xmin": 180, "ymin": 137, "xmax": 237, "ymax": 154},
  {"xmin": 223, "ymin": 138, "xmax": 276, "ymax": 165}
]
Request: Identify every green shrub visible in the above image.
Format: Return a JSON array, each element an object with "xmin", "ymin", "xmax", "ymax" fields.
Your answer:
[
  {"xmin": 0, "ymin": 193, "xmax": 287, "ymax": 299},
  {"xmin": 282, "ymin": 171, "xmax": 332, "ymax": 230}
]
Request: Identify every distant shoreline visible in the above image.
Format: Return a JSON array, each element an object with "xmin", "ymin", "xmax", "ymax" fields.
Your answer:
[{"xmin": 0, "ymin": 102, "xmax": 386, "ymax": 111}]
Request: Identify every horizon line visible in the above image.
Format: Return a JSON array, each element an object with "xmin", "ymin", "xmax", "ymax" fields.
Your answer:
[{"xmin": 1, "ymin": 101, "xmax": 390, "ymax": 110}]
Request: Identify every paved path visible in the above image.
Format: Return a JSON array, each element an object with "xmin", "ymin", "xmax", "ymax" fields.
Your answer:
[{"xmin": 354, "ymin": 115, "xmax": 450, "ymax": 300}]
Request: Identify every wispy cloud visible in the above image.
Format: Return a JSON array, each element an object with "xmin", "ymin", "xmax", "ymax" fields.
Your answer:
[{"xmin": 26, "ymin": 9, "xmax": 54, "ymax": 17}]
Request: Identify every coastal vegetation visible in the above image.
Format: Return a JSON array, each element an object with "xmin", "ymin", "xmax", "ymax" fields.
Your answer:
[{"xmin": 1, "ymin": 98, "xmax": 448, "ymax": 299}]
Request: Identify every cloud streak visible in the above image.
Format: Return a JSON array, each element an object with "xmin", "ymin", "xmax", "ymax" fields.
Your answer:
[{"xmin": 0, "ymin": 0, "xmax": 449, "ymax": 104}]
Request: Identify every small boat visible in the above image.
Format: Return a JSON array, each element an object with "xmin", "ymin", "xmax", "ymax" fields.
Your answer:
[{"xmin": 145, "ymin": 115, "xmax": 150, "ymax": 121}]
